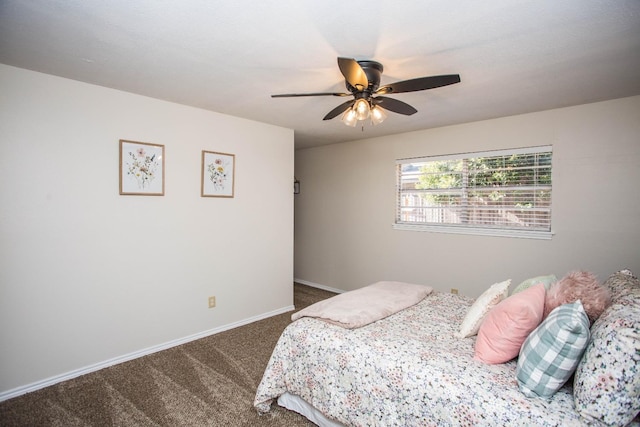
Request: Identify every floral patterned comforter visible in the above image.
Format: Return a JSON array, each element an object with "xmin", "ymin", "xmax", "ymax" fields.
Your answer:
[{"xmin": 254, "ymin": 292, "xmax": 594, "ymax": 426}]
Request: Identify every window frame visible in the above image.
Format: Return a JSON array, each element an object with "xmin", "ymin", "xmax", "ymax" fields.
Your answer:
[{"xmin": 393, "ymin": 146, "xmax": 553, "ymax": 240}]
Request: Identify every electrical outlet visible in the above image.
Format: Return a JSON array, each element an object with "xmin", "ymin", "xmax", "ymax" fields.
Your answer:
[
  {"xmin": 450, "ymin": 288, "xmax": 459, "ymax": 295},
  {"xmin": 208, "ymin": 296, "xmax": 216, "ymax": 308}
]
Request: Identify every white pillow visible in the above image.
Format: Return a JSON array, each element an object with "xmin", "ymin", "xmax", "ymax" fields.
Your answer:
[{"xmin": 456, "ymin": 279, "xmax": 511, "ymax": 338}]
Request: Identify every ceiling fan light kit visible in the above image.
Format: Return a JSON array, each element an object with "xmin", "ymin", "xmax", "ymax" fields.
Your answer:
[
  {"xmin": 341, "ymin": 99, "xmax": 388, "ymax": 127},
  {"xmin": 272, "ymin": 57, "xmax": 460, "ymax": 128}
]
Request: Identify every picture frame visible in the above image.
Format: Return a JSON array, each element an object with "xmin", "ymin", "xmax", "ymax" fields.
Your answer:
[
  {"xmin": 201, "ymin": 150, "xmax": 235, "ymax": 198},
  {"xmin": 119, "ymin": 139, "xmax": 165, "ymax": 196}
]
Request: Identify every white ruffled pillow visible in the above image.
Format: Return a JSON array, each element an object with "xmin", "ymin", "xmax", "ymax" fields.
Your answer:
[{"xmin": 456, "ymin": 279, "xmax": 511, "ymax": 338}]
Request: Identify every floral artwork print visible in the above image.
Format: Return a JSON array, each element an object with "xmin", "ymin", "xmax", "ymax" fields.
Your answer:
[
  {"xmin": 207, "ymin": 157, "xmax": 229, "ymax": 191},
  {"xmin": 126, "ymin": 147, "xmax": 160, "ymax": 189},
  {"xmin": 201, "ymin": 151, "xmax": 234, "ymax": 197},
  {"xmin": 119, "ymin": 140, "xmax": 164, "ymax": 195}
]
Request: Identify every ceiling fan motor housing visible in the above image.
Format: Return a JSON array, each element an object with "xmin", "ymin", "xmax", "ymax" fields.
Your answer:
[{"xmin": 345, "ymin": 60, "xmax": 383, "ymax": 94}]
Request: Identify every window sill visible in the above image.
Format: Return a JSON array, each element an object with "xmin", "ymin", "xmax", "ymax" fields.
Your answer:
[{"xmin": 392, "ymin": 223, "xmax": 554, "ymax": 240}]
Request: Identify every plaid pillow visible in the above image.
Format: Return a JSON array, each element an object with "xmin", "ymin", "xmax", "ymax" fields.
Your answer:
[{"xmin": 516, "ymin": 300, "xmax": 590, "ymax": 399}]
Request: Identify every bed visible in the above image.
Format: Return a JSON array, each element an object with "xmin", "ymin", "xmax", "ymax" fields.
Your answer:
[{"xmin": 254, "ymin": 273, "xmax": 640, "ymax": 427}]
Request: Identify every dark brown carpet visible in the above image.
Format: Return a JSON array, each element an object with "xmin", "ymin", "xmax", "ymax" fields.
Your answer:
[{"xmin": 0, "ymin": 283, "xmax": 336, "ymax": 426}]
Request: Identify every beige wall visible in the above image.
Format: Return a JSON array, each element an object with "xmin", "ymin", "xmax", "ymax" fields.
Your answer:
[
  {"xmin": 294, "ymin": 96, "xmax": 640, "ymax": 296},
  {"xmin": 0, "ymin": 65, "xmax": 294, "ymax": 396}
]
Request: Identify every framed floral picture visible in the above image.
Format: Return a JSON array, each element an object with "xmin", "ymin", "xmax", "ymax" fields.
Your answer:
[
  {"xmin": 201, "ymin": 150, "xmax": 235, "ymax": 198},
  {"xmin": 119, "ymin": 140, "xmax": 165, "ymax": 196}
]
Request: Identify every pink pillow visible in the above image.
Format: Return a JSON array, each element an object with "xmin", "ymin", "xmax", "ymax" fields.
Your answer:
[
  {"xmin": 474, "ymin": 283, "xmax": 546, "ymax": 364},
  {"xmin": 543, "ymin": 270, "xmax": 610, "ymax": 324}
]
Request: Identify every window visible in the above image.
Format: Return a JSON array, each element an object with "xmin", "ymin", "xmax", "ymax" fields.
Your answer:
[{"xmin": 395, "ymin": 146, "xmax": 552, "ymax": 239}]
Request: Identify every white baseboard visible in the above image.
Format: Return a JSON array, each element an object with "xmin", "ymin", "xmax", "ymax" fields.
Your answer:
[
  {"xmin": 0, "ymin": 305, "xmax": 294, "ymax": 403},
  {"xmin": 294, "ymin": 279, "xmax": 345, "ymax": 294}
]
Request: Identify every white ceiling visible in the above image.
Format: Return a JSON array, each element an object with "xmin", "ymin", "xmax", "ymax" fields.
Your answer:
[{"xmin": 1, "ymin": 0, "xmax": 639, "ymax": 149}]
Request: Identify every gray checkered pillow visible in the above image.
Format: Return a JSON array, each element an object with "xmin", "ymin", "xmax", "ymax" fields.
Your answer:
[{"xmin": 516, "ymin": 300, "xmax": 590, "ymax": 399}]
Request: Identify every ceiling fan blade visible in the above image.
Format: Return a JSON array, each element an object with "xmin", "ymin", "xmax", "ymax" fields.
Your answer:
[
  {"xmin": 272, "ymin": 92, "xmax": 351, "ymax": 98},
  {"xmin": 337, "ymin": 57, "xmax": 368, "ymax": 90},
  {"xmin": 372, "ymin": 96, "xmax": 418, "ymax": 115},
  {"xmin": 323, "ymin": 99, "xmax": 355, "ymax": 120},
  {"xmin": 376, "ymin": 74, "xmax": 461, "ymax": 95}
]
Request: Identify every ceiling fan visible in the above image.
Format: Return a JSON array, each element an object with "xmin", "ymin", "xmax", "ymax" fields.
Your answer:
[{"xmin": 272, "ymin": 57, "xmax": 461, "ymax": 127}]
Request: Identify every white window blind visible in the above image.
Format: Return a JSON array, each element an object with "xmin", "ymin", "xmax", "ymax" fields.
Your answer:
[{"xmin": 395, "ymin": 146, "xmax": 552, "ymax": 238}]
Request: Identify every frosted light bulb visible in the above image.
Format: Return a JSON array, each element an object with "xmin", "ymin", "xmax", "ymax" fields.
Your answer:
[
  {"xmin": 354, "ymin": 98, "xmax": 370, "ymax": 121},
  {"xmin": 341, "ymin": 108, "xmax": 358, "ymax": 127},
  {"xmin": 370, "ymin": 105, "xmax": 387, "ymax": 125}
]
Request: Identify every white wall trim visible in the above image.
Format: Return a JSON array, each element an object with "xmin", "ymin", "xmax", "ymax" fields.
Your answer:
[
  {"xmin": 392, "ymin": 223, "xmax": 555, "ymax": 240},
  {"xmin": 0, "ymin": 305, "xmax": 294, "ymax": 403},
  {"xmin": 295, "ymin": 279, "xmax": 345, "ymax": 294}
]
